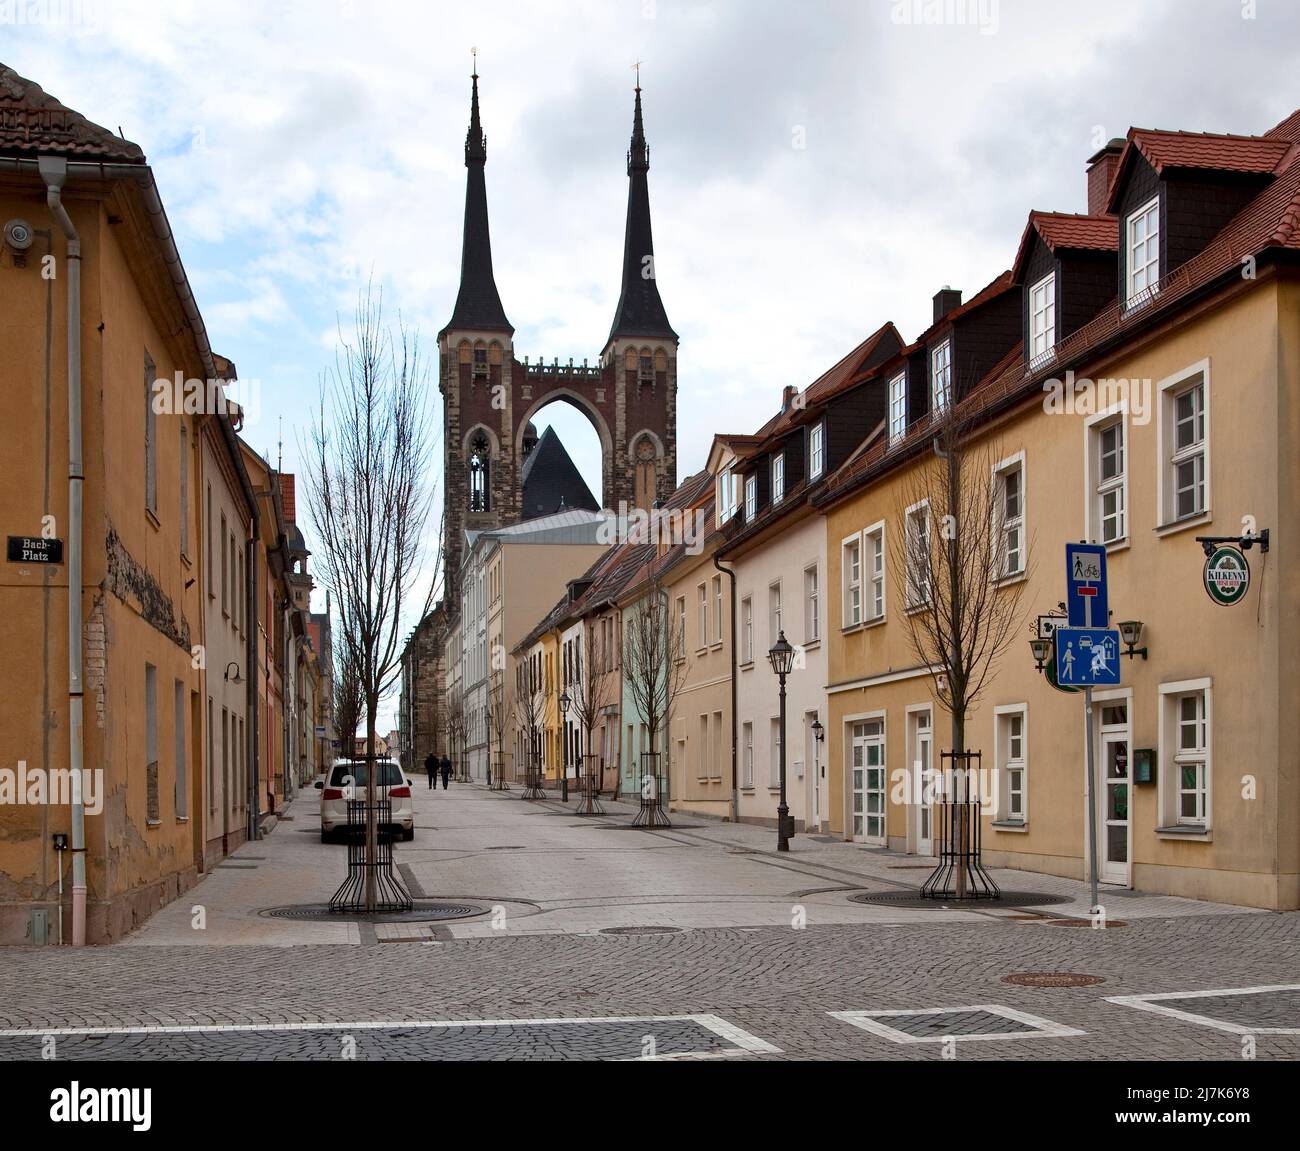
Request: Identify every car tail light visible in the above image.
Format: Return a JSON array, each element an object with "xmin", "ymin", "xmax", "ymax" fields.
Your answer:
[
  {"xmin": 389, "ymin": 786, "xmax": 411, "ymax": 798},
  {"xmin": 322, "ymin": 788, "xmax": 345, "ymax": 800}
]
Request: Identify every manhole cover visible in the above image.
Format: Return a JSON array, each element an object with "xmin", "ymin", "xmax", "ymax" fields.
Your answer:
[
  {"xmin": 1003, "ymin": 972, "xmax": 1107, "ymax": 988},
  {"xmin": 849, "ymin": 890, "xmax": 1074, "ymax": 909},
  {"xmin": 1046, "ymin": 918, "xmax": 1128, "ymax": 928},
  {"xmin": 259, "ymin": 902, "xmax": 485, "ymax": 924},
  {"xmin": 599, "ymin": 926, "xmax": 682, "ymax": 936}
]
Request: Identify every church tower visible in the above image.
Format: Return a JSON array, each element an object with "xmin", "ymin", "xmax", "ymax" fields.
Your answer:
[{"xmin": 439, "ymin": 73, "xmax": 678, "ymax": 610}]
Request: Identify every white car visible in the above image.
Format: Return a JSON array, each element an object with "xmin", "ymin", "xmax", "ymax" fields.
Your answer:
[{"xmin": 317, "ymin": 758, "xmax": 414, "ymax": 842}]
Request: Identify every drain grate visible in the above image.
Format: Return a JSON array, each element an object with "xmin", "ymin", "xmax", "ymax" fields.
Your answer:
[
  {"xmin": 849, "ymin": 890, "xmax": 1073, "ymax": 909},
  {"xmin": 599, "ymin": 926, "xmax": 681, "ymax": 936},
  {"xmin": 1003, "ymin": 972, "xmax": 1107, "ymax": 988},
  {"xmin": 483, "ymin": 846, "xmax": 526, "ymax": 851},
  {"xmin": 259, "ymin": 902, "xmax": 485, "ymax": 924}
]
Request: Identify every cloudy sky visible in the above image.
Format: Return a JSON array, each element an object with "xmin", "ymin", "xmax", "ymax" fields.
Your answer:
[{"xmin": 6, "ymin": 0, "xmax": 1298, "ymax": 725}]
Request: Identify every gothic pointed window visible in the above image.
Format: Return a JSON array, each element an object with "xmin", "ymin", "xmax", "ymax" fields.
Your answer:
[
  {"xmin": 634, "ymin": 437, "xmax": 657, "ymax": 511},
  {"xmin": 469, "ymin": 434, "xmax": 490, "ymax": 512}
]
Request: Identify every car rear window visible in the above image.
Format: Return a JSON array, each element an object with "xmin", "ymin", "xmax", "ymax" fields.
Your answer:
[{"xmin": 328, "ymin": 762, "xmax": 404, "ymax": 788}]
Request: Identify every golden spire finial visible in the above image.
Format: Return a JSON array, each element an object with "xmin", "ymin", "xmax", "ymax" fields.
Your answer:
[
  {"xmin": 472, "ymin": 46, "xmax": 478, "ymax": 77},
  {"xmin": 632, "ymin": 59, "xmax": 642, "ymax": 91}
]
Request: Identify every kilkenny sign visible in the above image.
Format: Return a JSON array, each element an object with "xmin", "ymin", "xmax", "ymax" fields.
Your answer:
[
  {"xmin": 7, "ymin": 536, "xmax": 64, "ymax": 564},
  {"xmin": 1203, "ymin": 545, "xmax": 1250, "ymax": 606}
]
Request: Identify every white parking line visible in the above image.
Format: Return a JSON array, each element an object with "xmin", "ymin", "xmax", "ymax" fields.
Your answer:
[
  {"xmin": 1105, "ymin": 983, "xmax": 1300, "ymax": 1035},
  {"xmin": 830, "ymin": 1005, "xmax": 1085, "ymax": 1044}
]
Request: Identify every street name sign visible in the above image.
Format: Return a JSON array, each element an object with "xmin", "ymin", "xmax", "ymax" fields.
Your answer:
[
  {"xmin": 1055, "ymin": 627, "xmax": 1121, "ymax": 687},
  {"xmin": 7, "ymin": 536, "xmax": 64, "ymax": 564}
]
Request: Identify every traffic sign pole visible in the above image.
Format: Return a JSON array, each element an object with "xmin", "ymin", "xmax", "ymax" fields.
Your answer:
[{"xmin": 1083, "ymin": 685, "xmax": 1100, "ymax": 914}]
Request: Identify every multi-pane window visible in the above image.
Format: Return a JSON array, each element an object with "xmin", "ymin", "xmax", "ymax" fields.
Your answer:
[
  {"xmin": 472, "ymin": 347, "xmax": 489, "ymax": 377},
  {"xmin": 179, "ymin": 426, "xmax": 189, "ymax": 557},
  {"xmin": 713, "ymin": 575, "xmax": 723, "ymax": 643},
  {"xmin": 769, "ymin": 581, "xmax": 782, "ymax": 642},
  {"xmin": 769, "ymin": 718, "xmax": 782, "ymax": 788},
  {"xmin": 809, "ymin": 422, "xmax": 825, "ymax": 479},
  {"xmin": 771, "ymin": 453, "xmax": 785, "ymax": 505},
  {"xmin": 1029, "ymin": 273, "xmax": 1056, "ymax": 362},
  {"xmin": 999, "ymin": 710, "xmax": 1026, "ymax": 823},
  {"xmin": 742, "ymin": 722, "xmax": 754, "ymax": 789},
  {"xmin": 888, "ymin": 372, "xmax": 906, "ymax": 445},
  {"xmin": 1170, "ymin": 380, "xmax": 1206, "ymax": 520},
  {"xmin": 220, "ymin": 513, "xmax": 229, "ymax": 616},
  {"xmin": 905, "ymin": 504, "xmax": 930, "ymax": 608},
  {"xmin": 996, "ymin": 460, "xmax": 1025, "ymax": 578},
  {"xmin": 676, "ymin": 596, "xmax": 686, "ymax": 659},
  {"xmin": 931, "ymin": 339, "xmax": 952, "ymax": 415},
  {"xmin": 1127, "ymin": 197, "xmax": 1160, "ymax": 305},
  {"xmin": 741, "ymin": 596, "xmax": 753, "ymax": 663},
  {"xmin": 1096, "ymin": 420, "xmax": 1126, "ymax": 544},
  {"xmin": 717, "ymin": 466, "xmax": 737, "ymax": 523},
  {"xmin": 866, "ymin": 525, "xmax": 885, "ymax": 620},
  {"xmin": 745, "ymin": 474, "xmax": 757, "ymax": 521},
  {"xmin": 697, "ymin": 585, "xmax": 707, "ymax": 650},
  {"xmin": 804, "ymin": 565, "xmax": 819, "ymax": 643},
  {"xmin": 144, "ymin": 355, "xmax": 157, "ymax": 517},
  {"xmin": 1175, "ymin": 691, "xmax": 1208, "ymax": 825},
  {"xmin": 843, "ymin": 537, "xmax": 861, "ymax": 627}
]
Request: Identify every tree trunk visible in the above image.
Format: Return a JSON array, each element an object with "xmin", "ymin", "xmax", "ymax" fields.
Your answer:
[{"xmin": 365, "ymin": 695, "xmax": 378, "ymax": 913}]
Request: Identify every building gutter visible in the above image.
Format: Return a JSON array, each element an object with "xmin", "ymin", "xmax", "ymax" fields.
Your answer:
[{"xmin": 713, "ymin": 551, "xmax": 739, "ymax": 823}]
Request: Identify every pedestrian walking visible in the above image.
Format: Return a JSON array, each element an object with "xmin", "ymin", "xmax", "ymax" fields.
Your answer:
[
  {"xmin": 425, "ymin": 753, "xmax": 437, "ymax": 790},
  {"xmin": 440, "ymin": 755, "xmax": 452, "ymax": 790}
]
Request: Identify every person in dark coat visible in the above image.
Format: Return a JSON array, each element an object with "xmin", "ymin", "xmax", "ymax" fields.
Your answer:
[
  {"xmin": 424, "ymin": 753, "xmax": 437, "ymax": 790},
  {"xmin": 440, "ymin": 755, "xmax": 452, "ymax": 789}
]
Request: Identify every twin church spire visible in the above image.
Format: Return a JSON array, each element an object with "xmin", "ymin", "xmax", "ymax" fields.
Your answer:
[{"xmin": 444, "ymin": 69, "xmax": 676, "ymax": 345}]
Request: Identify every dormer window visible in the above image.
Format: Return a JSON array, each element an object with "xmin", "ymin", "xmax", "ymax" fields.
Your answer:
[
  {"xmin": 809, "ymin": 422, "xmax": 824, "ymax": 480},
  {"xmin": 744, "ymin": 473, "xmax": 757, "ymax": 522},
  {"xmin": 1029, "ymin": 273, "xmax": 1056, "ymax": 363},
  {"xmin": 472, "ymin": 347, "xmax": 489, "ymax": 378},
  {"xmin": 771, "ymin": 453, "xmax": 785, "ymax": 505},
  {"xmin": 717, "ymin": 465, "xmax": 738, "ymax": 523},
  {"xmin": 1126, "ymin": 197, "xmax": 1160, "ymax": 307},
  {"xmin": 638, "ymin": 354, "xmax": 654, "ymax": 383},
  {"xmin": 931, "ymin": 339, "xmax": 952, "ymax": 415},
  {"xmin": 888, "ymin": 372, "xmax": 907, "ymax": 445}
]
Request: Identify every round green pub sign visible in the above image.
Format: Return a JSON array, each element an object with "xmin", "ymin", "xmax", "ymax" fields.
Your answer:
[{"xmin": 1203, "ymin": 545, "xmax": 1250, "ymax": 606}]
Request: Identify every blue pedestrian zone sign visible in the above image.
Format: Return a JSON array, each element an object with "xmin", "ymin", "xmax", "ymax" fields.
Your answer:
[
  {"xmin": 1065, "ymin": 543, "xmax": 1108, "ymax": 628},
  {"xmin": 1055, "ymin": 627, "xmax": 1121, "ymax": 687}
]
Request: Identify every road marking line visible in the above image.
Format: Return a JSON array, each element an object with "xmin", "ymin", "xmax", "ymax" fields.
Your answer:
[
  {"xmin": 830, "ymin": 1004, "xmax": 1085, "ymax": 1044},
  {"xmin": 1105, "ymin": 984, "xmax": 1300, "ymax": 1035}
]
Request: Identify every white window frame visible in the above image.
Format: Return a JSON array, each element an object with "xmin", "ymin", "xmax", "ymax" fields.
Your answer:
[
  {"xmin": 744, "ymin": 473, "xmax": 757, "ymax": 522},
  {"xmin": 1126, "ymin": 196, "xmax": 1160, "ymax": 307},
  {"xmin": 865, "ymin": 522, "xmax": 885, "ymax": 622},
  {"xmin": 1028, "ymin": 272, "xmax": 1056, "ymax": 364},
  {"xmin": 769, "ymin": 717, "xmax": 782, "ymax": 789},
  {"xmin": 676, "ymin": 595, "xmax": 686, "ymax": 661},
  {"xmin": 1156, "ymin": 359, "xmax": 1211, "ymax": 532},
  {"xmin": 713, "ymin": 574, "xmax": 723, "ymax": 644},
  {"xmin": 742, "ymin": 721, "xmax": 754, "ymax": 789},
  {"xmin": 1158, "ymin": 678, "xmax": 1212, "ymax": 831},
  {"xmin": 804, "ymin": 563, "xmax": 819, "ymax": 644},
  {"xmin": 717, "ymin": 466, "xmax": 738, "ymax": 523},
  {"xmin": 1083, "ymin": 403, "xmax": 1128, "ymax": 549},
  {"xmin": 769, "ymin": 580, "xmax": 782, "ymax": 643},
  {"xmin": 771, "ymin": 452, "xmax": 785, "ymax": 505},
  {"xmin": 930, "ymin": 339, "xmax": 952, "ymax": 415},
  {"xmin": 741, "ymin": 596, "xmax": 753, "ymax": 665},
  {"xmin": 904, "ymin": 499, "xmax": 931, "ymax": 609},
  {"xmin": 841, "ymin": 534, "xmax": 862, "ymax": 628},
  {"xmin": 992, "ymin": 451, "xmax": 1026, "ymax": 581},
  {"xmin": 888, "ymin": 372, "xmax": 907, "ymax": 445},
  {"xmin": 696, "ymin": 583, "xmax": 707, "ymax": 652},
  {"xmin": 809, "ymin": 421, "xmax": 825, "ymax": 479},
  {"xmin": 994, "ymin": 703, "xmax": 1028, "ymax": 826}
]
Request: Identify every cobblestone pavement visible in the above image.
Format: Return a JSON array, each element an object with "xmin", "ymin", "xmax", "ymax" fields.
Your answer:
[{"xmin": 3, "ymin": 783, "xmax": 1297, "ymax": 1060}]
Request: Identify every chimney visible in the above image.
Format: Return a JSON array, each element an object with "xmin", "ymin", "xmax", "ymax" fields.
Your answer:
[
  {"xmin": 1086, "ymin": 138, "xmax": 1125, "ymax": 216},
  {"xmin": 933, "ymin": 287, "xmax": 962, "ymax": 324},
  {"xmin": 782, "ymin": 385, "xmax": 799, "ymax": 411}
]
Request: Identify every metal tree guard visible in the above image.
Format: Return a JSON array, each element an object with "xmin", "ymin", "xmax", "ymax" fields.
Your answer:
[
  {"xmin": 920, "ymin": 749, "xmax": 1000, "ymax": 901},
  {"xmin": 522, "ymin": 754, "xmax": 546, "ymax": 800},
  {"xmin": 631, "ymin": 750, "xmax": 670, "ymax": 828},
  {"xmin": 328, "ymin": 755, "xmax": 413, "ymax": 913},
  {"xmin": 574, "ymin": 753, "xmax": 605, "ymax": 816},
  {"xmin": 491, "ymin": 754, "xmax": 510, "ymax": 791}
]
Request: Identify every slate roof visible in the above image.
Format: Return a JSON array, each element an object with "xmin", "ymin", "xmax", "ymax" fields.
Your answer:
[
  {"xmin": 0, "ymin": 63, "xmax": 145, "ymax": 163},
  {"xmin": 520, "ymin": 426, "xmax": 600, "ymax": 519}
]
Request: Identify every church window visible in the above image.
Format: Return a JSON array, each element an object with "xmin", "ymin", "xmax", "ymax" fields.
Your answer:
[{"xmin": 469, "ymin": 434, "xmax": 490, "ymax": 512}]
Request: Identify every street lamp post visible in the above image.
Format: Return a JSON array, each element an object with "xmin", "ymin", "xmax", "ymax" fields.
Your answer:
[
  {"xmin": 768, "ymin": 631, "xmax": 795, "ymax": 852},
  {"xmin": 559, "ymin": 690, "xmax": 571, "ymax": 802}
]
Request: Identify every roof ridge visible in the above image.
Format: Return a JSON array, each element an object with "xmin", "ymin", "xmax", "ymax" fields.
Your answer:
[{"xmin": 0, "ymin": 62, "xmax": 145, "ymax": 163}]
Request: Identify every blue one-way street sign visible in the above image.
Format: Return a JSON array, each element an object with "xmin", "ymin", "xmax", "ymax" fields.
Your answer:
[
  {"xmin": 1055, "ymin": 627, "xmax": 1121, "ymax": 686},
  {"xmin": 1066, "ymin": 543, "xmax": 1109, "ymax": 628}
]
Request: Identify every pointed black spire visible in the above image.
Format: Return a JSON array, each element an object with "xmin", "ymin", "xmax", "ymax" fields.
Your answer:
[
  {"xmin": 444, "ymin": 67, "xmax": 512, "ymax": 336},
  {"xmin": 607, "ymin": 82, "xmax": 676, "ymax": 345}
]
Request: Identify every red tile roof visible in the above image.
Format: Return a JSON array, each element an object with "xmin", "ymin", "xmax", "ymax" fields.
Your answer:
[
  {"xmin": 1012, "ymin": 212, "xmax": 1117, "ymax": 281},
  {"xmin": 0, "ymin": 63, "xmax": 145, "ymax": 163}
]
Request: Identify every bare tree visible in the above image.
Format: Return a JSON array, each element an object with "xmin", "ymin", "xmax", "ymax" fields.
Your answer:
[
  {"xmin": 333, "ymin": 639, "xmax": 362, "ymax": 763},
  {"xmin": 622, "ymin": 570, "xmax": 689, "ymax": 799},
  {"xmin": 303, "ymin": 282, "xmax": 439, "ymax": 910},
  {"xmin": 515, "ymin": 657, "xmax": 547, "ymax": 789},
  {"xmin": 889, "ymin": 413, "xmax": 1032, "ymax": 895},
  {"xmin": 568, "ymin": 621, "xmax": 613, "ymax": 790},
  {"xmin": 445, "ymin": 686, "xmax": 466, "ymax": 781},
  {"xmin": 487, "ymin": 671, "xmax": 513, "ymax": 787}
]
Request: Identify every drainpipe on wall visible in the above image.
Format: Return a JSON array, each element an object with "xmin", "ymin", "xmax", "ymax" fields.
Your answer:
[
  {"xmin": 713, "ymin": 552, "xmax": 739, "ymax": 823},
  {"xmin": 39, "ymin": 157, "xmax": 86, "ymax": 946}
]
